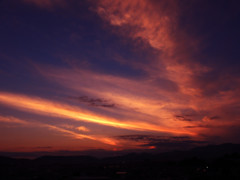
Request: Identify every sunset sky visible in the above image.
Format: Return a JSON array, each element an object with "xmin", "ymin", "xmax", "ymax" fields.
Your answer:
[{"xmin": 0, "ymin": 0, "xmax": 240, "ymax": 153}]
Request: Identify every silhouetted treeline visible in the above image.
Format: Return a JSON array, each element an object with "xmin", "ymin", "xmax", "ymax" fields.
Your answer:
[{"xmin": 1, "ymin": 143, "xmax": 240, "ymax": 179}]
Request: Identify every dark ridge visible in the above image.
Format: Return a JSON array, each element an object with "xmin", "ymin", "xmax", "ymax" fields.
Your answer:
[
  {"xmin": 1, "ymin": 144, "xmax": 240, "ymax": 179},
  {"xmin": 34, "ymin": 155, "xmax": 99, "ymax": 164}
]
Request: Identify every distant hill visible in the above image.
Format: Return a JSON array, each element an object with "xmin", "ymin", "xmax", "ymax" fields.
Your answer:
[
  {"xmin": 151, "ymin": 143, "xmax": 240, "ymax": 161},
  {"xmin": 35, "ymin": 155, "xmax": 99, "ymax": 165},
  {"xmin": 1, "ymin": 143, "xmax": 240, "ymax": 162},
  {"xmin": 1, "ymin": 144, "xmax": 240, "ymax": 180}
]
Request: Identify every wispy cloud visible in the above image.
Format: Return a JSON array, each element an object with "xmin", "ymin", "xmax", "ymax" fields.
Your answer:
[
  {"xmin": 92, "ymin": 0, "xmax": 240, "ymax": 142},
  {"xmin": 76, "ymin": 126, "xmax": 90, "ymax": 132},
  {"xmin": 116, "ymin": 134, "xmax": 208, "ymax": 150},
  {"xmin": 69, "ymin": 96, "xmax": 116, "ymax": 108},
  {"xmin": 34, "ymin": 146, "xmax": 52, "ymax": 149},
  {"xmin": 0, "ymin": 115, "xmax": 117, "ymax": 146},
  {"xmin": 175, "ymin": 115, "xmax": 193, "ymax": 122},
  {"xmin": 0, "ymin": 116, "xmax": 28, "ymax": 125},
  {"xmin": 95, "ymin": 0, "xmax": 208, "ymax": 96},
  {"xmin": 0, "ymin": 92, "xmax": 194, "ymax": 135},
  {"xmin": 35, "ymin": 60, "xmax": 240, "ymax": 143}
]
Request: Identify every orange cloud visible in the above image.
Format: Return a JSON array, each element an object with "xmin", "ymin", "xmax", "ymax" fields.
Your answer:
[
  {"xmin": 0, "ymin": 115, "xmax": 118, "ymax": 146},
  {"xmin": 0, "ymin": 116, "xmax": 28, "ymax": 125},
  {"xmin": 77, "ymin": 126, "xmax": 90, "ymax": 132},
  {"xmin": 97, "ymin": 0, "xmax": 176, "ymax": 51},
  {"xmin": 0, "ymin": 91, "xmax": 195, "ymax": 136},
  {"xmin": 36, "ymin": 65, "xmax": 200, "ymax": 133},
  {"xmin": 95, "ymin": 0, "xmax": 209, "ymax": 98}
]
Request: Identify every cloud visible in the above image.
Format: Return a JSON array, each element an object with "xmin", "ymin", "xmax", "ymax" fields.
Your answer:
[
  {"xmin": 209, "ymin": 116, "xmax": 220, "ymax": 120},
  {"xmin": 35, "ymin": 62, "xmax": 240, "ymax": 143},
  {"xmin": 90, "ymin": 0, "xmax": 240, "ymax": 143},
  {"xmin": 58, "ymin": 124, "xmax": 90, "ymax": 132},
  {"xmin": 59, "ymin": 123, "xmax": 90, "ymax": 132},
  {"xmin": 95, "ymin": 0, "xmax": 207, "ymax": 85},
  {"xmin": 0, "ymin": 116, "xmax": 28, "ymax": 125},
  {"xmin": 0, "ymin": 91, "xmax": 194, "ymax": 136},
  {"xmin": 96, "ymin": 0, "xmax": 177, "ymax": 51},
  {"xmin": 76, "ymin": 126, "xmax": 90, "ymax": 132},
  {"xmin": 93, "ymin": 0, "xmax": 216, "ymax": 112},
  {"xmin": 34, "ymin": 146, "xmax": 52, "ymax": 149},
  {"xmin": 0, "ymin": 115, "xmax": 118, "ymax": 146},
  {"xmin": 117, "ymin": 135, "xmax": 190, "ymax": 142},
  {"xmin": 184, "ymin": 125, "xmax": 209, "ymax": 129},
  {"xmin": 36, "ymin": 66, "xmax": 199, "ymax": 135},
  {"xmin": 69, "ymin": 96, "xmax": 116, "ymax": 108},
  {"xmin": 175, "ymin": 115, "xmax": 193, "ymax": 122},
  {"xmin": 116, "ymin": 134, "xmax": 208, "ymax": 150}
]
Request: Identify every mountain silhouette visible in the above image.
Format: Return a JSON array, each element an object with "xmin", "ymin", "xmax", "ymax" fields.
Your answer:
[{"xmin": 1, "ymin": 143, "xmax": 240, "ymax": 179}]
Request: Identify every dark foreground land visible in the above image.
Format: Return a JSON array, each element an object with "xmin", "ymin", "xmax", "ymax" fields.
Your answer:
[{"xmin": 1, "ymin": 143, "xmax": 240, "ymax": 180}]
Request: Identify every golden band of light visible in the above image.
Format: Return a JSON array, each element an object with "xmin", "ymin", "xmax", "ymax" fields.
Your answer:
[{"xmin": 0, "ymin": 92, "xmax": 195, "ymax": 135}]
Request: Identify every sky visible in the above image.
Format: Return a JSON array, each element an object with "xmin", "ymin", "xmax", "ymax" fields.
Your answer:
[{"xmin": 0, "ymin": 0, "xmax": 240, "ymax": 153}]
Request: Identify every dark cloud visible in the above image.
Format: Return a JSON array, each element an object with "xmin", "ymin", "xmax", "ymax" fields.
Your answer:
[
  {"xmin": 210, "ymin": 116, "xmax": 220, "ymax": 120},
  {"xmin": 184, "ymin": 125, "xmax": 211, "ymax": 129},
  {"xmin": 69, "ymin": 96, "xmax": 116, "ymax": 108},
  {"xmin": 116, "ymin": 134, "xmax": 208, "ymax": 150},
  {"xmin": 175, "ymin": 115, "xmax": 193, "ymax": 121},
  {"xmin": 34, "ymin": 146, "xmax": 52, "ymax": 149},
  {"xmin": 116, "ymin": 134, "xmax": 189, "ymax": 142}
]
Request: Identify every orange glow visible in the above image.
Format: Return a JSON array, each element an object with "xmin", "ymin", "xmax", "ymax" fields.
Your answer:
[
  {"xmin": 43, "ymin": 124, "xmax": 119, "ymax": 146},
  {"xmin": 148, "ymin": 146, "xmax": 156, "ymax": 149},
  {"xmin": 76, "ymin": 126, "xmax": 90, "ymax": 132},
  {"xmin": 0, "ymin": 92, "xmax": 195, "ymax": 136},
  {"xmin": 0, "ymin": 115, "xmax": 118, "ymax": 146},
  {"xmin": 0, "ymin": 116, "xmax": 28, "ymax": 124},
  {"xmin": 43, "ymin": 124, "xmax": 96, "ymax": 140}
]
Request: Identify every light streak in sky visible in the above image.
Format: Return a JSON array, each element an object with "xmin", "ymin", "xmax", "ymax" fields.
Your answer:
[{"xmin": 0, "ymin": 92, "xmax": 195, "ymax": 136}]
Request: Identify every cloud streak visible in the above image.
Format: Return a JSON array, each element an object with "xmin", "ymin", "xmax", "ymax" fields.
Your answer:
[
  {"xmin": 0, "ymin": 92, "xmax": 195, "ymax": 135},
  {"xmin": 69, "ymin": 96, "xmax": 116, "ymax": 108},
  {"xmin": 116, "ymin": 134, "xmax": 208, "ymax": 150},
  {"xmin": 35, "ymin": 60, "xmax": 240, "ymax": 143},
  {"xmin": 0, "ymin": 115, "xmax": 117, "ymax": 146}
]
